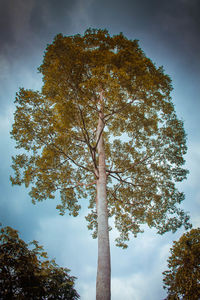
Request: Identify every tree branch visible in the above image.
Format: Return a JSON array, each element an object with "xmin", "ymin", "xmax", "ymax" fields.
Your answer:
[
  {"xmin": 37, "ymin": 135, "xmax": 95, "ymax": 176},
  {"xmin": 109, "ymin": 173, "xmax": 144, "ymax": 187},
  {"xmin": 77, "ymin": 105, "xmax": 98, "ymax": 170},
  {"xmin": 94, "ymin": 90, "xmax": 106, "ymax": 151},
  {"xmin": 106, "ymin": 154, "xmax": 152, "ymax": 175},
  {"xmin": 62, "ymin": 180, "xmax": 96, "ymax": 190},
  {"xmin": 104, "ymin": 97, "xmax": 137, "ymax": 122}
]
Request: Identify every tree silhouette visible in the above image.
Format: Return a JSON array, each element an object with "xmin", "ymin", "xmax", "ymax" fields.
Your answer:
[{"xmin": 0, "ymin": 225, "xmax": 79, "ymax": 299}]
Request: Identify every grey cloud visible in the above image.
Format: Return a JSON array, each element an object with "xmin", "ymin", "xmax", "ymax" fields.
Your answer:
[
  {"xmin": 0, "ymin": 0, "xmax": 35, "ymax": 55},
  {"xmin": 156, "ymin": 1, "xmax": 200, "ymax": 53},
  {"xmin": 1, "ymin": 0, "xmax": 199, "ymax": 70},
  {"xmin": 0, "ymin": 0, "xmax": 78, "ymax": 60},
  {"xmin": 88, "ymin": 0, "xmax": 200, "ymax": 72},
  {"xmin": 28, "ymin": 0, "xmax": 76, "ymax": 38}
]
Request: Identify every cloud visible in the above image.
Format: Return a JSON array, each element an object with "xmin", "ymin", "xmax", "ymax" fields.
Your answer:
[
  {"xmin": 79, "ymin": 282, "xmax": 96, "ymax": 300},
  {"xmin": 0, "ymin": 0, "xmax": 80, "ymax": 61},
  {"xmin": 0, "ymin": 104, "xmax": 13, "ymax": 133},
  {"xmin": 111, "ymin": 271, "xmax": 164, "ymax": 300},
  {"xmin": 110, "ymin": 235, "xmax": 171, "ymax": 300},
  {"xmin": 185, "ymin": 142, "xmax": 200, "ymax": 189},
  {"xmin": 112, "ymin": 274, "xmax": 148, "ymax": 300},
  {"xmin": 157, "ymin": 0, "xmax": 200, "ymax": 51},
  {"xmin": 0, "ymin": 55, "xmax": 11, "ymax": 81},
  {"xmin": 0, "ymin": 0, "xmax": 35, "ymax": 55},
  {"xmin": 32, "ymin": 212, "xmax": 98, "ymax": 297},
  {"xmin": 68, "ymin": 0, "xmax": 94, "ymax": 33},
  {"xmin": 87, "ymin": 0, "xmax": 200, "ymax": 74}
]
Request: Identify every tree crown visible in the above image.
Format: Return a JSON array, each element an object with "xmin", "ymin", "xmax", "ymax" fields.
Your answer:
[
  {"xmin": 11, "ymin": 28, "xmax": 191, "ymax": 247},
  {"xmin": 163, "ymin": 228, "xmax": 200, "ymax": 299},
  {"xmin": 0, "ymin": 224, "xmax": 79, "ymax": 299}
]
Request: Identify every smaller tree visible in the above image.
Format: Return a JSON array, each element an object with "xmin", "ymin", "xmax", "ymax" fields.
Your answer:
[
  {"xmin": 0, "ymin": 224, "xmax": 79, "ymax": 299},
  {"xmin": 163, "ymin": 228, "xmax": 200, "ymax": 300}
]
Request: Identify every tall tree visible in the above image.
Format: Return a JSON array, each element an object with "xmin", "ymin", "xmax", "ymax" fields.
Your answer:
[
  {"xmin": 0, "ymin": 225, "xmax": 79, "ymax": 299},
  {"xmin": 163, "ymin": 228, "xmax": 200, "ymax": 300},
  {"xmin": 11, "ymin": 28, "xmax": 191, "ymax": 299}
]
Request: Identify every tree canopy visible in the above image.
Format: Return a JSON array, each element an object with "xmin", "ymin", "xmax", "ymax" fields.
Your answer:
[
  {"xmin": 163, "ymin": 228, "xmax": 200, "ymax": 300},
  {"xmin": 0, "ymin": 225, "xmax": 79, "ymax": 299},
  {"xmin": 10, "ymin": 28, "xmax": 192, "ymax": 299},
  {"xmin": 11, "ymin": 28, "xmax": 191, "ymax": 248}
]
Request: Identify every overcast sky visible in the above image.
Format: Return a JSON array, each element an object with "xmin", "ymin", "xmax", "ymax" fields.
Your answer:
[{"xmin": 0, "ymin": 0, "xmax": 200, "ymax": 299}]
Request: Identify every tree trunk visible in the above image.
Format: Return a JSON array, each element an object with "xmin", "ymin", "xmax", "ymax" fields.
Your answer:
[{"xmin": 96, "ymin": 97, "xmax": 111, "ymax": 300}]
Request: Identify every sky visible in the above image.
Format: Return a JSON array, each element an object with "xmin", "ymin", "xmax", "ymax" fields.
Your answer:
[{"xmin": 0, "ymin": 0, "xmax": 200, "ymax": 299}]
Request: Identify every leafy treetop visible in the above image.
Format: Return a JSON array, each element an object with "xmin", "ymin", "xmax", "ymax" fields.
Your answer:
[{"xmin": 11, "ymin": 28, "xmax": 191, "ymax": 248}]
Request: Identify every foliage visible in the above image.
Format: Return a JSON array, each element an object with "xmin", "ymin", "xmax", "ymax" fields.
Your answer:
[
  {"xmin": 11, "ymin": 28, "xmax": 191, "ymax": 248},
  {"xmin": 163, "ymin": 228, "xmax": 200, "ymax": 299},
  {"xmin": 0, "ymin": 225, "xmax": 79, "ymax": 299}
]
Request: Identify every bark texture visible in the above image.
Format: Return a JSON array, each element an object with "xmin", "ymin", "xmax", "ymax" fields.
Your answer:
[{"xmin": 96, "ymin": 95, "xmax": 111, "ymax": 300}]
